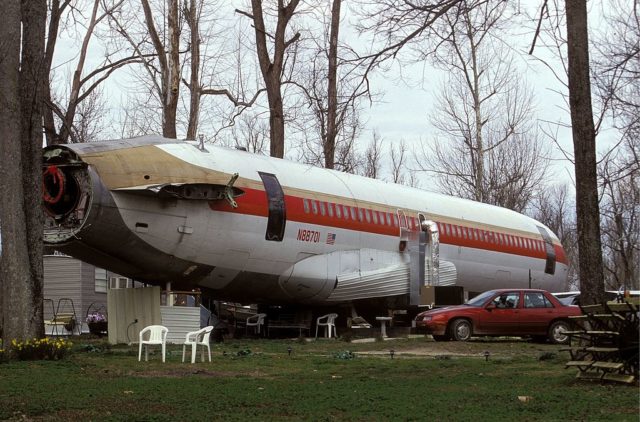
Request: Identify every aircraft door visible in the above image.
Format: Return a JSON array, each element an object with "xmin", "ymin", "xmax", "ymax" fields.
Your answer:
[
  {"xmin": 397, "ymin": 209, "xmax": 409, "ymax": 251},
  {"xmin": 259, "ymin": 172, "xmax": 286, "ymax": 242},
  {"xmin": 536, "ymin": 226, "xmax": 556, "ymax": 275},
  {"xmin": 419, "ymin": 214, "xmax": 440, "ymax": 286}
]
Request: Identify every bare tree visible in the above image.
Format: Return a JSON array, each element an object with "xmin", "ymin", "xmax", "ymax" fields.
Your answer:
[
  {"xmin": 228, "ymin": 112, "xmax": 269, "ymax": 154},
  {"xmin": 43, "ymin": 0, "xmax": 142, "ymax": 145},
  {"xmin": 599, "ymin": 142, "xmax": 639, "ymax": 291},
  {"xmin": 390, "ymin": 140, "xmax": 408, "ymax": 184},
  {"xmin": 237, "ymin": 0, "xmax": 301, "ymax": 158},
  {"xmin": 416, "ymin": 2, "xmax": 548, "ymax": 212},
  {"xmin": 143, "ymin": 0, "xmax": 180, "ymax": 138},
  {"xmin": 0, "ymin": 0, "xmax": 47, "ymax": 342},
  {"xmin": 389, "ymin": 140, "xmax": 419, "ymax": 187},
  {"xmin": 565, "ymin": 0, "xmax": 604, "ymax": 304},
  {"xmin": 73, "ymin": 87, "xmax": 108, "ymax": 143},
  {"xmin": 325, "ymin": 0, "xmax": 341, "ymax": 168},
  {"xmin": 295, "ymin": 1, "xmax": 370, "ymax": 171},
  {"xmin": 591, "ymin": 1, "xmax": 640, "ymax": 292},
  {"xmin": 361, "ymin": 131, "xmax": 383, "ymax": 179},
  {"xmin": 181, "ymin": 1, "xmax": 266, "ymax": 140},
  {"xmin": 184, "ymin": 0, "xmax": 201, "ymax": 140},
  {"xmin": 106, "ymin": 0, "xmax": 182, "ymax": 138}
]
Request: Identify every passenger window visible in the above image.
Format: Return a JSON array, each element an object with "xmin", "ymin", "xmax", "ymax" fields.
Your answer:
[
  {"xmin": 327, "ymin": 203, "xmax": 334, "ymax": 217},
  {"xmin": 351, "ymin": 207, "xmax": 357, "ymax": 220},
  {"xmin": 492, "ymin": 292, "xmax": 520, "ymax": 309},
  {"xmin": 524, "ymin": 293, "xmax": 553, "ymax": 308},
  {"xmin": 303, "ymin": 199, "xmax": 310, "ymax": 214},
  {"xmin": 319, "ymin": 202, "xmax": 326, "ymax": 216},
  {"xmin": 358, "ymin": 208, "xmax": 364, "ymax": 222},
  {"xmin": 335, "ymin": 204, "xmax": 342, "ymax": 219},
  {"xmin": 372, "ymin": 210, "xmax": 378, "ymax": 224},
  {"xmin": 365, "ymin": 209, "xmax": 371, "ymax": 223},
  {"xmin": 311, "ymin": 201, "xmax": 318, "ymax": 214}
]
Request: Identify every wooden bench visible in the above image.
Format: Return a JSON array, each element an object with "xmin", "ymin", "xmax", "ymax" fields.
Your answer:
[
  {"xmin": 564, "ymin": 301, "xmax": 638, "ymax": 384},
  {"xmin": 267, "ymin": 314, "xmax": 311, "ymax": 337}
]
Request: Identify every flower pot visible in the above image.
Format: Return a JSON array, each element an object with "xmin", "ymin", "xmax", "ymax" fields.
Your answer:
[{"xmin": 88, "ymin": 321, "xmax": 108, "ymax": 336}]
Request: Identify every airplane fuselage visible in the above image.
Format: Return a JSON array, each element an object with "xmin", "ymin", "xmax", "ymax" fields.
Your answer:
[{"xmin": 42, "ymin": 136, "xmax": 568, "ymax": 306}]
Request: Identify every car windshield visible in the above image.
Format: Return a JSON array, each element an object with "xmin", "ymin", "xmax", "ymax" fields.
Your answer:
[{"xmin": 465, "ymin": 290, "xmax": 497, "ymax": 307}]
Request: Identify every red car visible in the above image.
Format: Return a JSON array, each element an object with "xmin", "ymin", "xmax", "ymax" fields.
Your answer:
[{"xmin": 415, "ymin": 289, "xmax": 581, "ymax": 344}]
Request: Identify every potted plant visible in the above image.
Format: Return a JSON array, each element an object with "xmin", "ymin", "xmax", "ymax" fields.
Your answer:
[{"xmin": 86, "ymin": 312, "xmax": 108, "ymax": 336}]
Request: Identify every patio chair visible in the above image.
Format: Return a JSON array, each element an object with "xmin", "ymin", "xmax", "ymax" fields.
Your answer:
[
  {"xmin": 182, "ymin": 326, "xmax": 214, "ymax": 363},
  {"xmin": 138, "ymin": 325, "xmax": 168, "ymax": 362},
  {"xmin": 246, "ymin": 313, "xmax": 267, "ymax": 335},
  {"xmin": 315, "ymin": 313, "xmax": 338, "ymax": 338}
]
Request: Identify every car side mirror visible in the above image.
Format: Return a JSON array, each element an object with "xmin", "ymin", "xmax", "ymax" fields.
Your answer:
[{"xmin": 486, "ymin": 303, "xmax": 496, "ymax": 311}]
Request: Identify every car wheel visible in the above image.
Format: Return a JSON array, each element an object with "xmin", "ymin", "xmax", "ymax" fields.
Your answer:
[
  {"xmin": 450, "ymin": 319, "xmax": 472, "ymax": 341},
  {"xmin": 548, "ymin": 320, "xmax": 570, "ymax": 345},
  {"xmin": 432, "ymin": 334, "xmax": 450, "ymax": 342}
]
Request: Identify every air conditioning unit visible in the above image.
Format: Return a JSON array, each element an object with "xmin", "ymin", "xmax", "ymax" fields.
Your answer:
[{"xmin": 109, "ymin": 276, "xmax": 132, "ymax": 289}]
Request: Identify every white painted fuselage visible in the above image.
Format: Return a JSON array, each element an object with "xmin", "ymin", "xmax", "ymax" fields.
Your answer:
[{"xmin": 42, "ymin": 136, "xmax": 568, "ymax": 306}]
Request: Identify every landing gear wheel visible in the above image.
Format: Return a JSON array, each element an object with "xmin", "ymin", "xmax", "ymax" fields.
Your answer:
[
  {"xmin": 450, "ymin": 319, "xmax": 472, "ymax": 342},
  {"xmin": 548, "ymin": 320, "xmax": 570, "ymax": 345}
]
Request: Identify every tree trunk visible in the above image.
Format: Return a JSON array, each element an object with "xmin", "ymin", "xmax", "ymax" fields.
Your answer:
[
  {"xmin": 324, "ymin": 0, "xmax": 341, "ymax": 169},
  {"xmin": 165, "ymin": 0, "xmax": 180, "ymax": 139},
  {"xmin": 186, "ymin": 0, "xmax": 200, "ymax": 140},
  {"xmin": 565, "ymin": 0, "xmax": 605, "ymax": 305},
  {"xmin": 250, "ymin": 0, "xmax": 300, "ymax": 158},
  {"xmin": 0, "ymin": 0, "xmax": 46, "ymax": 343},
  {"xmin": 43, "ymin": 0, "xmax": 64, "ymax": 146},
  {"xmin": 59, "ymin": 0, "xmax": 100, "ymax": 144},
  {"xmin": 141, "ymin": 0, "xmax": 179, "ymax": 139}
]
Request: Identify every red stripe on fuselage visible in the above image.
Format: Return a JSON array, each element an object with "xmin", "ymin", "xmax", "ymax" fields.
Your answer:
[{"xmin": 208, "ymin": 186, "xmax": 568, "ymax": 265}]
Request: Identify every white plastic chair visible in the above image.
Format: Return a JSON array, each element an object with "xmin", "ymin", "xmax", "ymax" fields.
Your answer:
[
  {"xmin": 246, "ymin": 313, "xmax": 267, "ymax": 335},
  {"xmin": 315, "ymin": 313, "xmax": 338, "ymax": 338},
  {"xmin": 182, "ymin": 326, "xmax": 214, "ymax": 363},
  {"xmin": 138, "ymin": 325, "xmax": 168, "ymax": 362}
]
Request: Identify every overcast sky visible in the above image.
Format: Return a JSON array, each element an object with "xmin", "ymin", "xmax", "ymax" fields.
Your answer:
[{"xmin": 50, "ymin": 0, "xmax": 617, "ymax": 189}]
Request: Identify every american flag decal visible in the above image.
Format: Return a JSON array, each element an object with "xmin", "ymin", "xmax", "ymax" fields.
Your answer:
[{"xmin": 326, "ymin": 233, "xmax": 336, "ymax": 245}]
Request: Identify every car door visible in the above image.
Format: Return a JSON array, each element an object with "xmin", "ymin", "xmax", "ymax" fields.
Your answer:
[
  {"xmin": 477, "ymin": 291, "xmax": 521, "ymax": 335},
  {"xmin": 519, "ymin": 292, "xmax": 556, "ymax": 335}
]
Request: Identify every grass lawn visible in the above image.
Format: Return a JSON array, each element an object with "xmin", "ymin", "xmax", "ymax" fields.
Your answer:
[{"xmin": 0, "ymin": 336, "xmax": 638, "ymax": 421}]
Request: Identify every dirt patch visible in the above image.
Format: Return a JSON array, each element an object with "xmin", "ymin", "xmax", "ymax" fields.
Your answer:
[
  {"xmin": 356, "ymin": 338, "xmax": 560, "ymax": 358},
  {"xmin": 135, "ymin": 368, "xmax": 241, "ymax": 378}
]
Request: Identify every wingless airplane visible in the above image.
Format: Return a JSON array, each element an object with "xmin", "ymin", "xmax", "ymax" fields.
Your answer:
[{"xmin": 42, "ymin": 135, "xmax": 568, "ymax": 315}]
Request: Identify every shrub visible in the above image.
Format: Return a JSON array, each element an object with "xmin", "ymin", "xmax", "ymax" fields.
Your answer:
[
  {"xmin": 10, "ymin": 338, "xmax": 73, "ymax": 360},
  {"xmin": 333, "ymin": 350, "xmax": 356, "ymax": 360}
]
